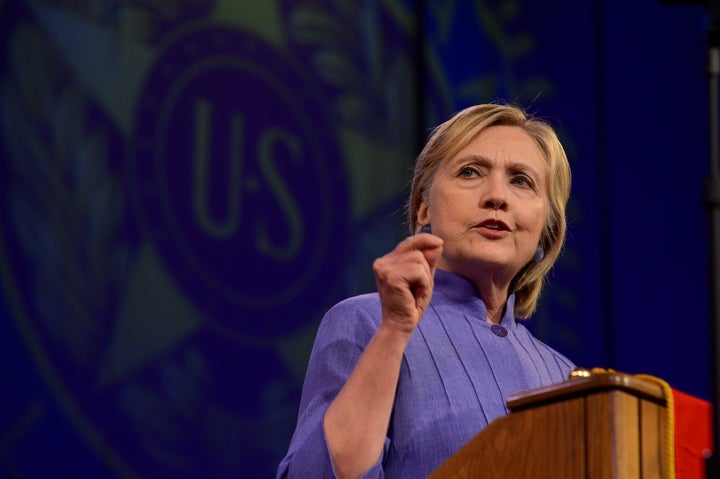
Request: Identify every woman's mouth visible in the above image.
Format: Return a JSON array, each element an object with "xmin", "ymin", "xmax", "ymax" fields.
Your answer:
[{"xmin": 475, "ymin": 219, "xmax": 510, "ymax": 237}]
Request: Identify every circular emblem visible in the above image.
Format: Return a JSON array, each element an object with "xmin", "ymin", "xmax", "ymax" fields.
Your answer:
[{"xmin": 133, "ymin": 27, "xmax": 349, "ymax": 337}]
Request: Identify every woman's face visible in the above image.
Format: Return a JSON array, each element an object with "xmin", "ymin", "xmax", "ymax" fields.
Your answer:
[{"xmin": 417, "ymin": 125, "xmax": 548, "ymax": 282}]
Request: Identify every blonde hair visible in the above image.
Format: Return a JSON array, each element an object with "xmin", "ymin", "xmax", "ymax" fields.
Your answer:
[{"xmin": 407, "ymin": 103, "xmax": 571, "ymax": 318}]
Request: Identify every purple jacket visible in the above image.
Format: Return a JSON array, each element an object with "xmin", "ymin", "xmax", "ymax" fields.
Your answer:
[{"xmin": 277, "ymin": 269, "xmax": 575, "ymax": 478}]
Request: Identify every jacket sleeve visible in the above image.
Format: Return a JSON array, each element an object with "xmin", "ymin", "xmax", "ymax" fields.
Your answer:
[{"xmin": 276, "ymin": 297, "xmax": 389, "ymax": 479}]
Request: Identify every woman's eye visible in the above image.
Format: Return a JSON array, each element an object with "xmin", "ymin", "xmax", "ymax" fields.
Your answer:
[
  {"xmin": 460, "ymin": 167, "xmax": 478, "ymax": 178},
  {"xmin": 511, "ymin": 175, "xmax": 531, "ymax": 187}
]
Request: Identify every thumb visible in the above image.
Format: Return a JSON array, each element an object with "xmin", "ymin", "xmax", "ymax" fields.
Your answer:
[{"xmin": 422, "ymin": 241, "xmax": 443, "ymax": 274}]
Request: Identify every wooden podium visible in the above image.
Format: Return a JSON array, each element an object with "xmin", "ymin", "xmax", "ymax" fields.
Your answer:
[{"xmin": 427, "ymin": 372, "xmax": 669, "ymax": 479}]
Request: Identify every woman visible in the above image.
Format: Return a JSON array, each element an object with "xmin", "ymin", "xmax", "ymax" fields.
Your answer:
[{"xmin": 277, "ymin": 103, "xmax": 574, "ymax": 479}]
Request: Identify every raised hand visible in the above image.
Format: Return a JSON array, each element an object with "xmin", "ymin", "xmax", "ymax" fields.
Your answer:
[{"xmin": 372, "ymin": 233, "xmax": 444, "ymax": 335}]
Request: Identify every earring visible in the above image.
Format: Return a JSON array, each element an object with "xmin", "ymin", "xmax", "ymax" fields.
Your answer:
[
  {"xmin": 420, "ymin": 224, "xmax": 432, "ymax": 234},
  {"xmin": 533, "ymin": 245, "xmax": 544, "ymax": 262}
]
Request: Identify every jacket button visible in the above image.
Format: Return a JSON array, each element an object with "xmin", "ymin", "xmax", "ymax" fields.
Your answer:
[{"xmin": 491, "ymin": 324, "xmax": 508, "ymax": 337}]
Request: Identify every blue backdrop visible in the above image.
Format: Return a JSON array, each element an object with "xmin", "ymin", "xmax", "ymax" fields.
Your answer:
[{"xmin": 0, "ymin": 0, "xmax": 711, "ymax": 478}]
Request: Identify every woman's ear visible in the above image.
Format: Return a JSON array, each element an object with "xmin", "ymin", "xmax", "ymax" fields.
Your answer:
[{"xmin": 416, "ymin": 201, "xmax": 430, "ymax": 231}]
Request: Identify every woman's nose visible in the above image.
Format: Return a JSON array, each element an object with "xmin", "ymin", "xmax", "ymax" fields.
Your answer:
[{"xmin": 482, "ymin": 176, "xmax": 508, "ymax": 210}]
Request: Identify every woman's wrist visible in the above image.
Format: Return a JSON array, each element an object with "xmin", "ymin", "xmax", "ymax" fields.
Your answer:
[{"xmin": 375, "ymin": 320, "xmax": 414, "ymax": 352}]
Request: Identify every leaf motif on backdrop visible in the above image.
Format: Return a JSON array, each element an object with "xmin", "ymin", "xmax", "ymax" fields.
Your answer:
[
  {"xmin": 288, "ymin": 2, "xmax": 420, "ymax": 152},
  {"xmin": 117, "ymin": 349, "xmax": 209, "ymax": 469},
  {"xmin": 2, "ymin": 24, "xmax": 123, "ymax": 367}
]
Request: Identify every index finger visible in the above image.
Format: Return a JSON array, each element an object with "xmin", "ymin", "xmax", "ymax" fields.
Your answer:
[
  {"xmin": 394, "ymin": 233, "xmax": 444, "ymax": 254},
  {"xmin": 394, "ymin": 234, "xmax": 444, "ymax": 269}
]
